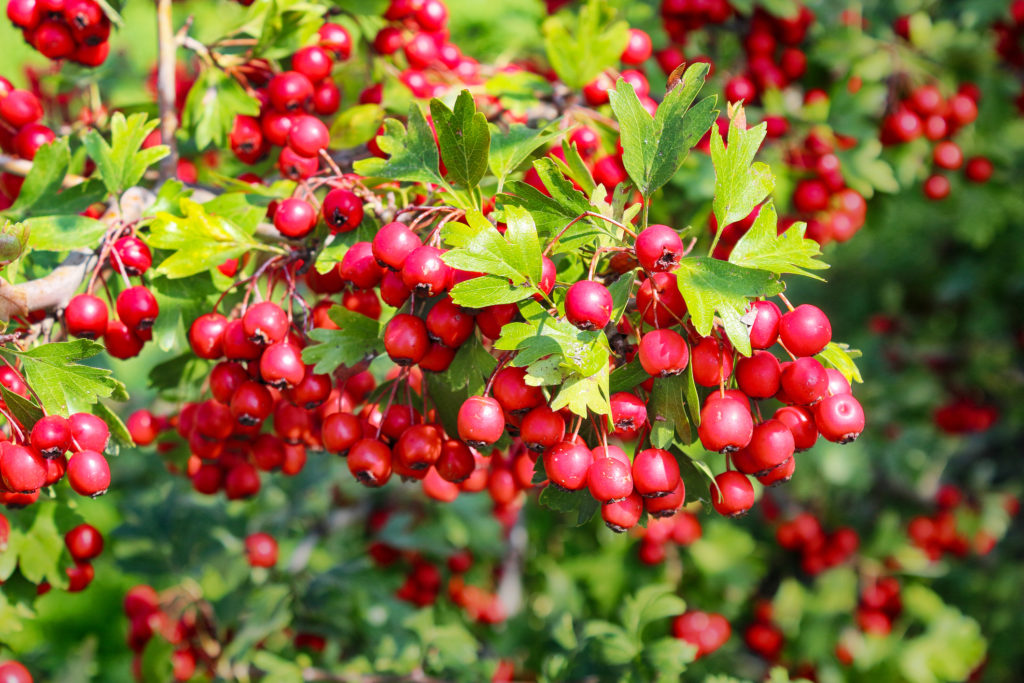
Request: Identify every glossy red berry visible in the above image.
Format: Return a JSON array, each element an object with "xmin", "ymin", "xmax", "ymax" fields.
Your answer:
[
  {"xmin": 243, "ymin": 302, "xmax": 289, "ymax": 345},
  {"xmin": 691, "ymin": 336, "xmax": 734, "ymax": 387},
  {"xmin": 923, "ymin": 174, "xmax": 950, "ymax": 200},
  {"xmin": 746, "ymin": 419, "xmax": 796, "ymax": 474},
  {"xmin": 698, "ymin": 395, "xmax": 754, "ymax": 452},
  {"xmin": 394, "ymin": 424, "xmax": 443, "ymax": 471},
  {"xmin": 116, "ymin": 286, "xmax": 159, "ymax": 331},
  {"xmin": 104, "ymin": 320, "xmax": 144, "ymax": 359},
  {"xmin": 610, "ymin": 391, "xmax": 647, "ymax": 440},
  {"xmin": 401, "ymin": 245, "xmax": 451, "ymax": 297},
  {"xmin": 322, "ymin": 413, "xmax": 363, "ymax": 455},
  {"xmin": 638, "ymin": 329, "xmax": 689, "ymax": 376},
  {"xmin": 318, "ymin": 22, "xmax": 352, "ymax": 59},
  {"xmin": 268, "ymin": 71, "xmax": 314, "ymax": 111},
  {"xmin": 965, "ymin": 156, "xmax": 993, "ymax": 183},
  {"xmin": 29, "ymin": 415, "xmax": 72, "ymax": 458},
  {"xmin": 711, "ymin": 470, "xmax": 755, "ymax": 516},
  {"xmin": 292, "ymin": 45, "xmax": 333, "ymax": 82},
  {"xmin": 69, "ymin": 412, "xmax": 109, "ymax": 452},
  {"xmin": 602, "ymin": 492, "xmax": 643, "ymax": 532},
  {"xmin": 126, "ymin": 409, "xmax": 159, "ymax": 446},
  {"xmin": 259, "ymin": 342, "xmax": 305, "ymax": 389},
  {"xmin": 520, "ymin": 405, "xmax": 565, "ymax": 452},
  {"xmin": 492, "ymin": 367, "xmax": 545, "ymax": 415},
  {"xmin": 774, "ymin": 405, "xmax": 817, "ymax": 451},
  {"xmin": 587, "ymin": 455, "xmax": 633, "ymax": 503},
  {"xmin": 748, "ymin": 300, "xmax": 781, "ymax": 349},
  {"xmin": 635, "ymin": 224, "xmax": 683, "ymax": 272},
  {"xmin": 111, "ymin": 235, "xmax": 152, "ymax": 276},
  {"xmin": 565, "ymin": 280, "xmax": 613, "ymax": 330},
  {"xmin": 322, "ymin": 188, "xmax": 363, "ymax": 233},
  {"xmin": 436, "ymin": 439, "xmax": 475, "ymax": 483},
  {"xmin": 384, "ymin": 314, "xmax": 429, "ymax": 366},
  {"xmin": 632, "ymin": 448, "xmax": 681, "ymax": 498},
  {"xmin": 67, "ymin": 449, "xmax": 110, "ymax": 497},
  {"xmin": 543, "ymin": 441, "xmax": 593, "ymax": 491},
  {"xmin": 230, "ymin": 381, "xmax": 274, "ymax": 426},
  {"xmin": 779, "ymin": 304, "xmax": 831, "ymax": 357},
  {"xmin": 0, "ymin": 444, "xmax": 47, "ymax": 492},
  {"xmin": 65, "ymin": 294, "xmax": 108, "ymax": 339},
  {"xmin": 339, "ymin": 241, "xmax": 385, "ymax": 290},
  {"xmin": 347, "ymin": 439, "xmax": 392, "ymax": 487},
  {"xmin": 457, "ymin": 396, "xmax": 504, "ymax": 448},
  {"xmin": 245, "ymin": 532, "xmax": 278, "ymax": 568},
  {"xmin": 425, "ymin": 297, "xmax": 474, "ymax": 348},
  {"xmin": 780, "ymin": 357, "xmax": 829, "ymax": 405},
  {"xmin": 188, "ymin": 312, "xmax": 228, "ymax": 359},
  {"xmin": 65, "ymin": 523, "xmax": 104, "ymax": 561},
  {"xmin": 287, "ymin": 115, "xmax": 330, "ymax": 158},
  {"xmin": 273, "ymin": 198, "xmax": 317, "ymax": 238},
  {"xmin": 372, "ymin": 221, "xmax": 422, "ymax": 270},
  {"xmin": 814, "ymin": 393, "xmax": 865, "ymax": 443},
  {"xmin": 735, "ymin": 350, "xmax": 782, "ymax": 398},
  {"xmin": 0, "ymin": 661, "xmax": 32, "ymax": 683},
  {"xmin": 621, "ymin": 28, "xmax": 652, "ymax": 64}
]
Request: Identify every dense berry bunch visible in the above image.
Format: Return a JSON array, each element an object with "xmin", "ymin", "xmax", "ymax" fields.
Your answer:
[
  {"xmin": 6, "ymin": 0, "xmax": 111, "ymax": 66},
  {"xmin": 123, "ymin": 585, "xmax": 207, "ymax": 681}
]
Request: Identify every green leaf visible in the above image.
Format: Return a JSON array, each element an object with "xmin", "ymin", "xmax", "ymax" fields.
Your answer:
[
  {"xmin": 352, "ymin": 105, "xmax": 444, "ymax": 186},
  {"xmin": 609, "ymin": 359, "xmax": 649, "ymax": 393},
  {"xmin": 8, "ymin": 138, "xmax": 70, "ymax": 216},
  {"xmin": 302, "ymin": 306, "xmax": 383, "ymax": 373},
  {"xmin": 440, "ymin": 334, "xmax": 495, "ymax": 392},
  {"xmin": 608, "ymin": 64, "xmax": 717, "ymax": 199},
  {"xmin": 647, "ymin": 375, "xmax": 693, "ymax": 446},
  {"xmin": 147, "ymin": 198, "xmax": 264, "ymax": 279},
  {"xmin": 253, "ymin": 1, "xmax": 325, "ymax": 59},
  {"xmin": 542, "ymin": 0, "xmax": 629, "ymax": 88},
  {"xmin": 710, "ymin": 106, "xmax": 773, "ymax": 232},
  {"xmin": 556, "ymin": 138, "xmax": 597, "ymax": 196},
  {"xmin": 496, "ymin": 309, "xmax": 609, "ymax": 377},
  {"xmin": 550, "ymin": 365, "xmax": 611, "ymax": 418},
  {"xmin": 149, "ymin": 274, "xmax": 219, "ymax": 352},
  {"xmin": 5, "ymin": 340, "xmax": 122, "ymax": 415},
  {"xmin": 620, "ymin": 584, "xmax": 687, "ymax": 642},
  {"xmin": 449, "ymin": 275, "xmax": 535, "ymax": 307},
  {"xmin": 484, "ymin": 70, "xmax": 553, "ymax": 115},
  {"xmin": 83, "ymin": 112, "xmax": 169, "ymax": 195},
  {"xmin": 675, "ymin": 257, "xmax": 783, "ymax": 356},
  {"xmin": 0, "ymin": 385, "xmax": 44, "ymax": 431},
  {"xmin": 441, "ymin": 209, "xmax": 541, "ymax": 284},
  {"xmin": 816, "ymin": 342, "xmax": 863, "ymax": 384},
  {"xmin": 31, "ymin": 179, "xmax": 108, "ymax": 217},
  {"xmin": 684, "ymin": 364, "xmax": 701, "ymax": 427},
  {"xmin": 329, "ymin": 103, "xmax": 385, "ymax": 148},
  {"xmin": 92, "ymin": 401, "xmax": 132, "ymax": 448},
  {"xmin": 645, "ymin": 637, "xmax": 695, "ymax": 682},
  {"xmin": 180, "ymin": 68, "xmax": 261, "ymax": 151},
  {"xmin": 728, "ymin": 201, "xmax": 828, "ymax": 278},
  {"xmin": 430, "ymin": 90, "xmax": 490, "ymax": 189},
  {"xmin": 11, "ymin": 503, "xmax": 73, "ymax": 589},
  {"xmin": 22, "ymin": 215, "xmax": 107, "ymax": 252},
  {"xmin": 583, "ymin": 620, "xmax": 639, "ymax": 665},
  {"xmin": 488, "ymin": 121, "xmax": 562, "ymax": 190},
  {"xmin": 607, "ymin": 273, "xmax": 635, "ymax": 325}
]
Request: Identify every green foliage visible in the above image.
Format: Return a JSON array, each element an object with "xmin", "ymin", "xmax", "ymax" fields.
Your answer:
[
  {"xmin": 83, "ymin": 112, "xmax": 169, "ymax": 195},
  {"xmin": 430, "ymin": 90, "xmax": 490, "ymax": 191},
  {"xmin": 302, "ymin": 306, "xmax": 385, "ymax": 373},
  {"xmin": 353, "ymin": 104, "xmax": 444, "ymax": 186},
  {"xmin": 2, "ymin": 340, "xmax": 125, "ymax": 415},
  {"xmin": 542, "ymin": 0, "xmax": 628, "ymax": 89},
  {"xmin": 180, "ymin": 68, "xmax": 261, "ymax": 151}
]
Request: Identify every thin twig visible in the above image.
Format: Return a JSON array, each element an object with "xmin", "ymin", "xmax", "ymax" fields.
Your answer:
[{"xmin": 156, "ymin": 0, "xmax": 179, "ymax": 182}]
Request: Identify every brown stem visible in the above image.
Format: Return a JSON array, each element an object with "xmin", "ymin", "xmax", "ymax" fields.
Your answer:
[{"xmin": 156, "ymin": 0, "xmax": 179, "ymax": 182}]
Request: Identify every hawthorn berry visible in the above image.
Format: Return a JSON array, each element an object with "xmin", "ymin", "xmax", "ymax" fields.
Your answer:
[
  {"xmin": 65, "ymin": 294, "xmax": 108, "ymax": 339},
  {"xmin": 711, "ymin": 470, "xmax": 755, "ymax": 516},
  {"xmin": 457, "ymin": 396, "xmax": 504, "ymax": 448},
  {"xmin": 322, "ymin": 188, "xmax": 363, "ymax": 233},
  {"xmin": 565, "ymin": 280, "xmax": 613, "ymax": 330},
  {"xmin": 638, "ymin": 329, "xmax": 690, "ymax": 376}
]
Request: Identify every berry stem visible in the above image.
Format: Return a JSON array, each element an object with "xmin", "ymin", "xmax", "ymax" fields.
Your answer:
[{"xmin": 777, "ymin": 292, "xmax": 796, "ymax": 312}]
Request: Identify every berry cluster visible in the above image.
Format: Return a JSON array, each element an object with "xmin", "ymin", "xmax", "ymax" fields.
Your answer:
[
  {"xmin": 6, "ymin": 0, "xmax": 111, "ymax": 67},
  {"xmin": 719, "ymin": 7, "xmax": 816, "ymax": 104},
  {"xmin": 855, "ymin": 576, "xmax": 902, "ymax": 636},
  {"xmin": 228, "ymin": 22, "xmax": 351, "ymax": 179},
  {"xmin": 774, "ymin": 511, "xmax": 860, "ymax": 575},
  {"xmin": 62, "ymin": 234, "xmax": 159, "ymax": 360},
  {"xmin": 879, "ymin": 83, "xmax": 988, "ymax": 200},
  {"xmin": 124, "ymin": 585, "xmax": 206, "ymax": 682},
  {"xmin": 0, "ymin": 80, "xmax": 58, "ymax": 209},
  {"xmin": 632, "ymin": 510, "xmax": 701, "ymax": 565},
  {"xmin": 671, "ymin": 609, "xmax": 731, "ymax": 659},
  {"xmin": 0, "ymin": 407, "xmax": 111, "ymax": 506},
  {"xmin": 369, "ymin": 0, "xmax": 482, "ymax": 100},
  {"xmin": 906, "ymin": 484, "xmax": 1015, "ymax": 561}
]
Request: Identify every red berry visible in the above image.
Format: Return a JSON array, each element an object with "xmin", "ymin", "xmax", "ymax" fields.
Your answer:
[
  {"xmin": 372, "ymin": 221, "xmax": 422, "ymax": 271},
  {"xmin": 245, "ymin": 532, "xmax": 278, "ymax": 568},
  {"xmin": 268, "ymin": 71, "xmax": 314, "ymax": 111},
  {"xmin": 779, "ymin": 304, "xmax": 831, "ymax": 357},
  {"xmin": 814, "ymin": 393, "xmax": 865, "ymax": 443},
  {"xmin": 243, "ymin": 302, "xmax": 289, "ymax": 345},
  {"xmin": 230, "ymin": 381, "xmax": 273, "ymax": 426},
  {"xmin": 187, "ymin": 312, "xmax": 227, "ymax": 359},
  {"xmin": 711, "ymin": 470, "xmax": 755, "ymax": 516},
  {"xmin": 565, "ymin": 280, "xmax": 613, "ymax": 331},
  {"xmin": 383, "ymin": 314, "xmax": 429, "ymax": 366},
  {"xmin": 436, "ymin": 439, "xmax": 475, "ymax": 483},
  {"xmin": 322, "ymin": 188, "xmax": 363, "ymax": 233},
  {"xmin": 0, "ymin": 444, "xmax": 46, "ymax": 492},
  {"xmin": 321, "ymin": 413, "xmax": 363, "ymax": 455},
  {"xmin": 923, "ymin": 174, "xmax": 950, "ymax": 200},
  {"xmin": 632, "ymin": 448, "xmax": 681, "ymax": 498},
  {"xmin": 347, "ymin": 439, "xmax": 392, "ymax": 487},
  {"xmin": 273, "ymin": 198, "xmax": 317, "ymax": 238},
  {"xmin": 780, "ymin": 357, "xmax": 829, "ymax": 405},
  {"xmin": 691, "ymin": 336, "xmax": 734, "ymax": 387},
  {"xmin": 259, "ymin": 341, "xmax": 305, "ymax": 389},
  {"xmin": 543, "ymin": 441, "xmax": 593, "ymax": 491},
  {"xmin": 394, "ymin": 424, "xmax": 443, "ymax": 471},
  {"xmin": 287, "ymin": 115, "xmax": 330, "ymax": 158},
  {"xmin": 746, "ymin": 419, "xmax": 796, "ymax": 474},
  {"xmin": 116, "ymin": 286, "xmax": 159, "ymax": 331},
  {"xmin": 65, "ymin": 294, "xmax": 109, "ymax": 339},
  {"xmin": 67, "ymin": 449, "xmax": 110, "ymax": 497},
  {"xmin": 69, "ymin": 412, "xmax": 109, "ymax": 452},
  {"xmin": 774, "ymin": 405, "xmax": 818, "ymax": 451},
  {"xmin": 602, "ymin": 491, "xmax": 643, "ymax": 532},
  {"xmin": 401, "ymin": 245, "xmax": 451, "ymax": 297},
  {"xmin": 636, "ymin": 272, "xmax": 688, "ymax": 327},
  {"xmin": 292, "ymin": 45, "xmax": 333, "ymax": 83},
  {"xmin": 111, "ymin": 235, "xmax": 152, "ymax": 276},
  {"xmin": 610, "ymin": 391, "xmax": 647, "ymax": 440},
  {"xmin": 30, "ymin": 415, "xmax": 71, "ymax": 458},
  {"xmin": 735, "ymin": 350, "xmax": 782, "ymax": 398},
  {"xmin": 932, "ymin": 140, "xmax": 963, "ymax": 170},
  {"xmin": 65, "ymin": 523, "xmax": 103, "ymax": 561},
  {"xmin": 638, "ymin": 329, "xmax": 690, "ymax": 376},
  {"xmin": 425, "ymin": 297, "xmax": 475, "ymax": 348},
  {"xmin": 339, "ymin": 241, "xmax": 385, "ymax": 289},
  {"xmin": 588, "ymin": 456, "xmax": 633, "ymax": 503},
  {"xmin": 319, "ymin": 22, "xmax": 352, "ymax": 59},
  {"xmin": 748, "ymin": 300, "xmax": 781, "ymax": 349},
  {"xmin": 621, "ymin": 28, "xmax": 652, "ymax": 65},
  {"xmin": 635, "ymin": 224, "xmax": 683, "ymax": 272},
  {"xmin": 964, "ymin": 156, "xmax": 993, "ymax": 183},
  {"xmin": 698, "ymin": 395, "xmax": 753, "ymax": 452},
  {"xmin": 457, "ymin": 395, "xmax": 504, "ymax": 448}
]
